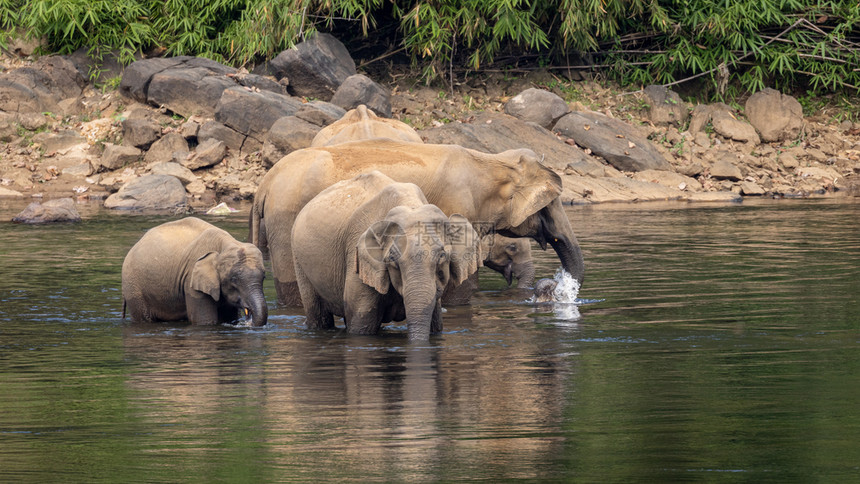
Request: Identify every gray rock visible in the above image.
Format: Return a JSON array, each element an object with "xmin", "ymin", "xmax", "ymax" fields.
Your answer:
[
  {"xmin": 12, "ymin": 198, "xmax": 81, "ymax": 224},
  {"xmin": 554, "ymin": 111, "xmax": 673, "ymax": 172},
  {"xmin": 184, "ymin": 138, "xmax": 226, "ymax": 170},
  {"xmin": 144, "ymin": 132, "xmax": 188, "ymax": 165},
  {"xmin": 61, "ymin": 162, "xmax": 93, "ymax": 177},
  {"xmin": 32, "ymin": 131, "xmax": 87, "ymax": 153},
  {"xmin": 66, "ymin": 47, "xmax": 128, "ymax": 86},
  {"xmin": 295, "ymin": 101, "xmax": 347, "ymax": 126},
  {"xmin": 214, "ymin": 86, "xmax": 302, "ymax": 141},
  {"xmin": 104, "ymin": 174, "xmax": 188, "ymax": 211},
  {"xmin": 265, "ymin": 33, "xmax": 356, "ymax": 100},
  {"xmin": 711, "ymin": 107, "xmax": 760, "ymax": 145},
  {"xmin": 119, "ymin": 57, "xmax": 186, "ymax": 103},
  {"xmin": 198, "ymin": 120, "xmax": 245, "ymax": 151},
  {"xmin": 0, "ymin": 186, "xmax": 25, "ymax": 198},
  {"xmin": 745, "ymin": 88, "xmax": 803, "ymax": 142},
  {"xmin": 688, "ymin": 104, "xmax": 713, "ymax": 135},
  {"xmin": 147, "ymin": 67, "xmax": 236, "ymax": 117},
  {"xmin": 565, "ymin": 160, "xmax": 607, "ymax": 178},
  {"xmin": 504, "ymin": 88, "xmax": 569, "ymax": 129},
  {"xmin": 643, "ymin": 85, "xmax": 688, "ymax": 127},
  {"xmin": 0, "ymin": 114, "xmax": 16, "ymax": 142},
  {"xmin": 0, "ymin": 56, "xmax": 87, "ymax": 114},
  {"xmin": 739, "ymin": 181, "xmax": 766, "ymax": 195},
  {"xmin": 261, "ymin": 116, "xmax": 321, "ymax": 167},
  {"xmin": 149, "ymin": 161, "xmax": 196, "ymax": 185},
  {"xmin": 330, "ymin": 74, "xmax": 392, "ymax": 117},
  {"xmin": 180, "ymin": 120, "xmax": 199, "ymax": 139},
  {"xmin": 710, "ymin": 152, "xmax": 743, "ymax": 180},
  {"xmin": 233, "ymin": 73, "xmax": 288, "ymax": 95},
  {"xmin": 99, "ymin": 143, "xmax": 141, "ymax": 171},
  {"xmin": 677, "ymin": 161, "xmax": 705, "ymax": 177},
  {"xmin": 17, "ymin": 112, "xmax": 49, "ymax": 131},
  {"xmin": 419, "ymin": 112, "xmax": 595, "ymax": 172},
  {"xmin": 122, "ymin": 117, "xmax": 161, "ymax": 149}
]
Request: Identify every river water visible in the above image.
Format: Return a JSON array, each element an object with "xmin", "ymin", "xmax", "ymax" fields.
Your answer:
[{"xmin": 1, "ymin": 199, "xmax": 858, "ymax": 482}]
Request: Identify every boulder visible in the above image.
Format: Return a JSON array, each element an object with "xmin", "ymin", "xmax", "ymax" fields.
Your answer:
[
  {"xmin": 504, "ymin": 88, "xmax": 569, "ymax": 129},
  {"xmin": 61, "ymin": 162, "xmax": 93, "ymax": 177},
  {"xmin": 214, "ymin": 87, "xmax": 303, "ymax": 141},
  {"xmin": 643, "ymin": 85, "xmax": 688, "ymax": 127},
  {"xmin": 119, "ymin": 57, "xmax": 186, "ymax": 103},
  {"xmin": 739, "ymin": 181, "xmax": 766, "ymax": 195},
  {"xmin": 0, "ymin": 187, "xmax": 25, "ymax": 198},
  {"xmin": 98, "ymin": 144, "xmax": 141, "ymax": 171},
  {"xmin": 560, "ymin": 174, "xmax": 684, "ymax": 204},
  {"xmin": 711, "ymin": 107, "xmax": 760, "ymax": 145},
  {"xmin": 745, "ymin": 88, "xmax": 803, "ymax": 142},
  {"xmin": 104, "ymin": 174, "xmax": 188, "ymax": 211},
  {"xmin": 262, "ymin": 116, "xmax": 321, "ymax": 167},
  {"xmin": 17, "ymin": 112, "xmax": 49, "ymax": 131},
  {"xmin": 32, "ymin": 131, "xmax": 87, "ymax": 153},
  {"xmin": 264, "ymin": 33, "xmax": 356, "ymax": 100},
  {"xmin": 419, "ymin": 112, "xmax": 595, "ymax": 172},
  {"xmin": 0, "ymin": 56, "xmax": 87, "ymax": 114},
  {"xmin": 147, "ymin": 67, "xmax": 236, "ymax": 117},
  {"xmin": 232, "ymin": 72, "xmax": 288, "ymax": 96},
  {"xmin": 66, "ymin": 47, "xmax": 127, "ymax": 86},
  {"xmin": 295, "ymin": 101, "xmax": 347, "ymax": 127},
  {"xmin": 122, "ymin": 117, "xmax": 161, "ymax": 149},
  {"xmin": 149, "ymin": 161, "xmax": 197, "ymax": 185},
  {"xmin": 553, "ymin": 111, "xmax": 673, "ymax": 172},
  {"xmin": 632, "ymin": 169, "xmax": 702, "ymax": 191},
  {"xmin": 710, "ymin": 152, "xmax": 743, "ymax": 180},
  {"xmin": 144, "ymin": 132, "xmax": 188, "ymax": 165},
  {"xmin": 688, "ymin": 104, "xmax": 713, "ymax": 135},
  {"xmin": 198, "ymin": 120, "xmax": 246, "ymax": 151},
  {"xmin": 12, "ymin": 198, "xmax": 81, "ymax": 224},
  {"xmin": 330, "ymin": 74, "xmax": 392, "ymax": 117},
  {"xmin": 184, "ymin": 138, "xmax": 226, "ymax": 170}
]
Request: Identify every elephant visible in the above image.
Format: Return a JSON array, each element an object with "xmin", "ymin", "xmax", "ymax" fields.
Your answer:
[
  {"xmin": 311, "ymin": 104, "xmax": 424, "ymax": 147},
  {"xmin": 532, "ymin": 278, "xmax": 558, "ymax": 303},
  {"xmin": 291, "ymin": 171, "xmax": 481, "ymax": 341},
  {"xmin": 251, "ymin": 137, "xmax": 585, "ymax": 308},
  {"xmin": 122, "ymin": 217, "xmax": 268, "ymax": 326},
  {"xmin": 483, "ymin": 235, "xmax": 535, "ymax": 288}
]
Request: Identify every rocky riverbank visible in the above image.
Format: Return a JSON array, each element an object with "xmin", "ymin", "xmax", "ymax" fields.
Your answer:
[{"xmin": 1, "ymin": 33, "xmax": 859, "ymax": 216}]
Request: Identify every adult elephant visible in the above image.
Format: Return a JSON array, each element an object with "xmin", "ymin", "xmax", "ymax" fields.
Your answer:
[
  {"xmin": 123, "ymin": 217, "xmax": 268, "ymax": 326},
  {"xmin": 251, "ymin": 138, "xmax": 585, "ymax": 307},
  {"xmin": 292, "ymin": 171, "xmax": 481, "ymax": 341}
]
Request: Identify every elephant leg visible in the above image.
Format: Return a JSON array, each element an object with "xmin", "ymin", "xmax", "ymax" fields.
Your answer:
[
  {"xmin": 441, "ymin": 271, "xmax": 478, "ymax": 306},
  {"xmin": 430, "ymin": 299, "xmax": 443, "ymax": 334},
  {"xmin": 344, "ymin": 284, "xmax": 384, "ymax": 335},
  {"xmin": 269, "ymin": 237, "xmax": 303, "ymax": 307},
  {"xmin": 185, "ymin": 293, "xmax": 219, "ymax": 325},
  {"xmin": 296, "ymin": 263, "xmax": 334, "ymax": 330}
]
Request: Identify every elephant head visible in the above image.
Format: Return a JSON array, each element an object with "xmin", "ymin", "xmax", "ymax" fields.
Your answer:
[
  {"xmin": 356, "ymin": 206, "xmax": 481, "ymax": 341},
  {"xmin": 311, "ymin": 105, "xmax": 424, "ymax": 146},
  {"xmin": 482, "ymin": 235, "xmax": 535, "ymax": 288},
  {"xmin": 189, "ymin": 243, "xmax": 268, "ymax": 326},
  {"xmin": 483, "ymin": 149, "xmax": 585, "ymax": 285}
]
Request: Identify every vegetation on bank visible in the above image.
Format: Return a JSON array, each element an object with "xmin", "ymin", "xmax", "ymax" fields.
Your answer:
[{"xmin": 0, "ymin": 0, "xmax": 858, "ymax": 98}]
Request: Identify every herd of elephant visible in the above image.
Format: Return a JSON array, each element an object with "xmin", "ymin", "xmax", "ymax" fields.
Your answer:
[{"xmin": 121, "ymin": 106, "xmax": 585, "ymax": 341}]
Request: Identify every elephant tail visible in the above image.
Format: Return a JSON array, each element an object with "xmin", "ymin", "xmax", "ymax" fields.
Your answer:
[{"xmin": 122, "ymin": 299, "xmax": 127, "ymax": 320}]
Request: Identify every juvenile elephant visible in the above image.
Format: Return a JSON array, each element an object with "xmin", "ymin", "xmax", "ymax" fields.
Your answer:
[
  {"xmin": 483, "ymin": 235, "xmax": 535, "ymax": 288},
  {"xmin": 122, "ymin": 217, "xmax": 268, "ymax": 326},
  {"xmin": 251, "ymin": 138, "xmax": 585, "ymax": 307},
  {"xmin": 292, "ymin": 171, "xmax": 481, "ymax": 341}
]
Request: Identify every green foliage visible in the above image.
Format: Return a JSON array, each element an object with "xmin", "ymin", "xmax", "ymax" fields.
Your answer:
[{"xmin": 1, "ymin": 0, "xmax": 858, "ymax": 96}]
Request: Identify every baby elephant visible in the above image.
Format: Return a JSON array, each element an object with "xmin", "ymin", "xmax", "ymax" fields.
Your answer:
[
  {"xmin": 532, "ymin": 278, "xmax": 558, "ymax": 303},
  {"xmin": 292, "ymin": 171, "xmax": 482, "ymax": 341},
  {"xmin": 122, "ymin": 217, "xmax": 268, "ymax": 326}
]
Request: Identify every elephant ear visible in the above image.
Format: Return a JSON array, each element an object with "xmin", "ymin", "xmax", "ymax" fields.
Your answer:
[
  {"xmin": 506, "ymin": 149, "xmax": 563, "ymax": 228},
  {"xmin": 190, "ymin": 252, "xmax": 220, "ymax": 301},
  {"xmin": 355, "ymin": 221, "xmax": 403, "ymax": 294},
  {"xmin": 446, "ymin": 214, "xmax": 482, "ymax": 286}
]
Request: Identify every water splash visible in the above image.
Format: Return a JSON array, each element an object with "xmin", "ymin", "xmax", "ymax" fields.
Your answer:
[
  {"xmin": 527, "ymin": 268, "xmax": 581, "ymax": 321},
  {"xmin": 551, "ymin": 268, "xmax": 580, "ymax": 303}
]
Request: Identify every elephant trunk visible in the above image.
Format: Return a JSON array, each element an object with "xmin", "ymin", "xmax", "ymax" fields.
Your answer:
[
  {"xmin": 402, "ymin": 275, "xmax": 437, "ymax": 342},
  {"xmin": 247, "ymin": 284, "xmax": 268, "ymax": 327},
  {"xmin": 541, "ymin": 199, "xmax": 585, "ymax": 285},
  {"xmin": 513, "ymin": 261, "xmax": 536, "ymax": 289}
]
